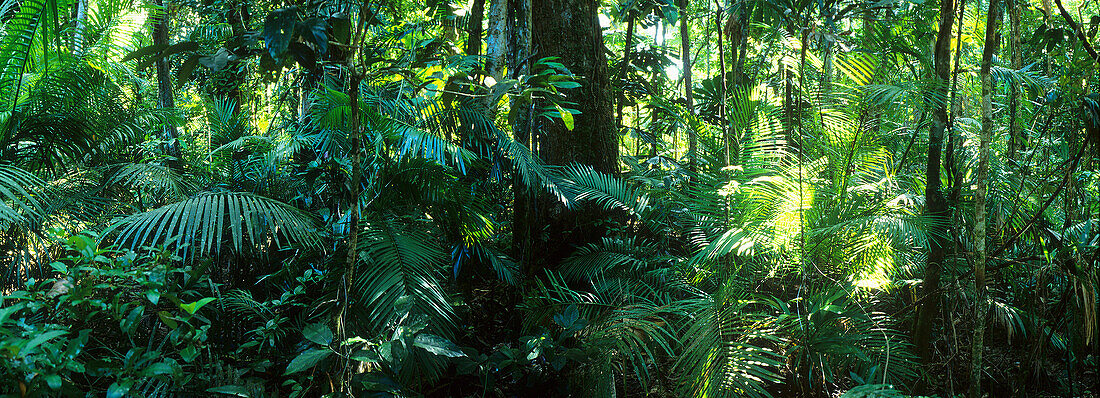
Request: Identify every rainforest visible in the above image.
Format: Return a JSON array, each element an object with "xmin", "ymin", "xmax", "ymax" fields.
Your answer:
[{"xmin": 0, "ymin": 0, "xmax": 1097, "ymax": 396}]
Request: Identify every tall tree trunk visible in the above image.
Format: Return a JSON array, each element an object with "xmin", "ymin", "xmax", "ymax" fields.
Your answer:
[
  {"xmin": 1007, "ymin": 0, "xmax": 1022, "ymax": 161},
  {"xmin": 615, "ymin": 10, "xmax": 637, "ymax": 131},
  {"xmin": 466, "ymin": 0, "xmax": 486, "ymax": 56},
  {"xmin": 716, "ymin": 2, "xmax": 729, "ymax": 165},
  {"xmin": 913, "ymin": 0, "xmax": 956, "ymax": 366},
  {"xmin": 510, "ymin": 0, "xmax": 534, "ymax": 268},
  {"xmin": 945, "ymin": 0, "xmax": 966, "ymax": 206},
  {"xmin": 522, "ymin": 0, "xmax": 617, "ymax": 269},
  {"xmin": 73, "ymin": 0, "xmax": 86, "ymax": 57},
  {"xmin": 153, "ymin": 0, "xmax": 181, "ymax": 162},
  {"xmin": 222, "ymin": 0, "xmax": 248, "ymax": 115},
  {"xmin": 485, "ymin": 0, "xmax": 508, "ymax": 109},
  {"xmin": 971, "ymin": 0, "xmax": 1001, "ymax": 395},
  {"xmin": 678, "ymin": 0, "xmax": 696, "ymax": 173}
]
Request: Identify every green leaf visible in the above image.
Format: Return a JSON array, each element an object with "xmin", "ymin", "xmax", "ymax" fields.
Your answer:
[
  {"xmin": 296, "ymin": 17, "xmax": 328, "ymax": 54},
  {"xmin": 180, "ymin": 297, "xmax": 216, "ymax": 315},
  {"xmin": 284, "ymin": 348, "xmax": 332, "ymax": 374},
  {"xmin": 122, "ymin": 43, "xmax": 169, "ymax": 62},
  {"xmin": 21, "ymin": 330, "xmax": 66, "ymax": 355},
  {"xmin": 144, "ymin": 361, "xmax": 178, "ymax": 376},
  {"xmin": 43, "ymin": 374, "xmax": 61, "ymax": 389},
  {"xmin": 302, "ymin": 323, "xmax": 333, "ymax": 346},
  {"xmin": 107, "ymin": 381, "xmax": 132, "ymax": 398},
  {"xmin": 181, "ymin": 345, "xmax": 200, "ymax": 362},
  {"xmin": 206, "ymin": 385, "xmax": 251, "ymax": 397},
  {"xmin": 412, "ymin": 334, "xmax": 466, "ymax": 358},
  {"xmin": 158, "ymin": 311, "xmax": 178, "ymax": 329},
  {"xmin": 555, "ymin": 104, "xmax": 574, "ymax": 131},
  {"xmin": 264, "ymin": 7, "xmax": 298, "ymax": 60},
  {"xmin": 145, "ymin": 290, "xmax": 160, "ymax": 305}
]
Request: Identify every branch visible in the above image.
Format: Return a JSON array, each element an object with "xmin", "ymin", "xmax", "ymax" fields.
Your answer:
[{"xmin": 1054, "ymin": 0, "xmax": 1100, "ymax": 66}]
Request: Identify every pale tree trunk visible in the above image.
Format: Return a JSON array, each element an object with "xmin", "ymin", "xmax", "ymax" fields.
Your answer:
[
  {"xmin": 484, "ymin": 0, "xmax": 508, "ymax": 112},
  {"xmin": 678, "ymin": 0, "xmax": 695, "ymax": 173},
  {"xmin": 73, "ymin": 0, "xmax": 86, "ymax": 57},
  {"xmin": 970, "ymin": 0, "xmax": 1001, "ymax": 395},
  {"xmin": 715, "ymin": 2, "xmax": 729, "ymax": 165}
]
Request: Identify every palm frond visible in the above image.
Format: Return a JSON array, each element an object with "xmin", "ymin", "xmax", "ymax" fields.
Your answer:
[
  {"xmin": 352, "ymin": 216, "xmax": 455, "ymax": 336},
  {"xmin": 105, "ymin": 192, "xmax": 321, "ymax": 258}
]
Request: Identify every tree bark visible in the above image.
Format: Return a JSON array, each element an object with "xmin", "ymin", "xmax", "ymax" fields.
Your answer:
[
  {"xmin": 510, "ymin": 0, "xmax": 534, "ymax": 268},
  {"xmin": 970, "ymin": 0, "xmax": 1001, "ymax": 396},
  {"xmin": 73, "ymin": 0, "xmax": 86, "ymax": 57},
  {"xmin": 678, "ymin": 0, "xmax": 696, "ymax": 172},
  {"xmin": 913, "ymin": 0, "xmax": 956, "ymax": 366},
  {"xmin": 153, "ymin": 0, "xmax": 181, "ymax": 162},
  {"xmin": 466, "ymin": 0, "xmax": 486, "ymax": 56},
  {"xmin": 486, "ymin": 0, "xmax": 508, "ymax": 83},
  {"xmin": 1007, "ymin": 0, "xmax": 1022, "ymax": 160},
  {"xmin": 520, "ymin": 0, "xmax": 618, "ymax": 269},
  {"xmin": 716, "ymin": 2, "xmax": 729, "ymax": 165},
  {"xmin": 615, "ymin": 10, "xmax": 637, "ymax": 131}
]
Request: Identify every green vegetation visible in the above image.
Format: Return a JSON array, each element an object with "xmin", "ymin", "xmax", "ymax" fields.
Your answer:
[{"xmin": 0, "ymin": 0, "xmax": 1097, "ymax": 396}]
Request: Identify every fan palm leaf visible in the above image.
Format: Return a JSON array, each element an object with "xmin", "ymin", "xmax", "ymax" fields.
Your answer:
[{"xmin": 105, "ymin": 191, "xmax": 321, "ymax": 258}]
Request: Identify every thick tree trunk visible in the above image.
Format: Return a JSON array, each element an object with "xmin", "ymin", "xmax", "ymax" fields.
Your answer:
[
  {"xmin": 970, "ymin": 0, "xmax": 1000, "ymax": 395},
  {"xmin": 518, "ymin": 0, "xmax": 617, "ymax": 269},
  {"xmin": 510, "ymin": 0, "xmax": 535, "ymax": 268},
  {"xmin": 485, "ymin": 0, "xmax": 508, "ymax": 110},
  {"xmin": 153, "ymin": 0, "xmax": 181, "ymax": 161},
  {"xmin": 913, "ymin": 0, "xmax": 956, "ymax": 366},
  {"xmin": 678, "ymin": 0, "xmax": 695, "ymax": 172}
]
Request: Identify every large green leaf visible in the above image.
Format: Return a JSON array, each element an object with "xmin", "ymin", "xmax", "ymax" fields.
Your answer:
[
  {"xmin": 105, "ymin": 192, "xmax": 320, "ymax": 258},
  {"xmin": 284, "ymin": 348, "xmax": 332, "ymax": 375}
]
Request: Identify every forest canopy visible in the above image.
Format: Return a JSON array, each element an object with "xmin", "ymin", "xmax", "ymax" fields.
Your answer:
[{"xmin": 0, "ymin": 0, "xmax": 1098, "ymax": 396}]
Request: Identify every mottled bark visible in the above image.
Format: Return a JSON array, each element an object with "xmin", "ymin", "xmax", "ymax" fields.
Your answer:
[
  {"xmin": 1007, "ymin": 0, "xmax": 1022, "ymax": 160},
  {"xmin": 970, "ymin": 0, "xmax": 1000, "ymax": 395}
]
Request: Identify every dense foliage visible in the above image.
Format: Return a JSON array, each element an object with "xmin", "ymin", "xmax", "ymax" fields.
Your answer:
[{"xmin": 0, "ymin": 0, "xmax": 1097, "ymax": 396}]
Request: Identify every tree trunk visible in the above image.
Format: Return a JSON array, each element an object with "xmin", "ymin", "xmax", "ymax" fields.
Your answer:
[
  {"xmin": 222, "ymin": 0, "xmax": 247, "ymax": 115},
  {"xmin": 485, "ymin": 0, "xmax": 508, "ymax": 110},
  {"xmin": 678, "ymin": 0, "xmax": 696, "ymax": 172},
  {"xmin": 1007, "ymin": 0, "xmax": 1022, "ymax": 160},
  {"xmin": 510, "ymin": 0, "xmax": 535, "ymax": 268},
  {"xmin": 913, "ymin": 0, "xmax": 956, "ymax": 366},
  {"xmin": 520, "ymin": 0, "xmax": 617, "ymax": 269},
  {"xmin": 970, "ymin": 0, "xmax": 1000, "ymax": 396},
  {"xmin": 615, "ymin": 11, "xmax": 637, "ymax": 131},
  {"xmin": 715, "ymin": 2, "xmax": 729, "ymax": 165},
  {"xmin": 73, "ymin": 0, "xmax": 86, "ymax": 57},
  {"xmin": 153, "ymin": 0, "xmax": 181, "ymax": 162},
  {"xmin": 466, "ymin": 0, "xmax": 486, "ymax": 56}
]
